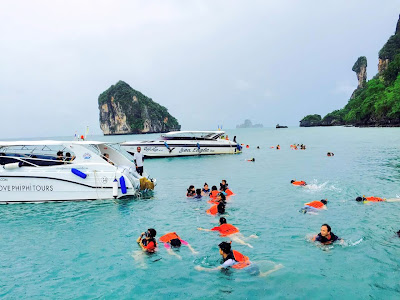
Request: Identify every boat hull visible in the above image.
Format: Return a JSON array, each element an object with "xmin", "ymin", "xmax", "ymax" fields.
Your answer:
[
  {"xmin": 0, "ymin": 167, "xmax": 136, "ymax": 203},
  {"xmin": 122, "ymin": 141, "xmax": 241, "ymax": 157}
]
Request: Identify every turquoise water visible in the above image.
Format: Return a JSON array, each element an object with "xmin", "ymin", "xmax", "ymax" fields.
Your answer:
[{"xmin": 1, "ymin": 127, "xmax": 400, "ymax": 299}]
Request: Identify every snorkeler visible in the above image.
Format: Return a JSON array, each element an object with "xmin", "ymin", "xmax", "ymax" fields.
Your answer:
[
  {"xmin": 356, "ymin": 196, "xmax": 400, "ymax": 203},
  {"xmin": 207, "ymin": 201, "xmax": 226, "ymax": 215},
  {"xmin": 137, "ymin": 228, "xmax": 157, "ymax": 252},
  {"xmin": 197, "ymin": 217, "xmax": 255, "ymax": 248},
  {"xmin": 194, "ymin": 242, "xmax": 283, "ymax": 277},
  {"xmin": 186, "ymin": 185, "xmax": 196, "ymax": 197},
  {"xmin": 159, "ymin": 232, "xmax": 198, "ymax": 259},
  {"xmin": 300, "ymin": 199, "xmax": 328, "ymax": 214},
  {"xmin": 312, "ymin": 224, "xmax": 341, "ymax": 245},
  {"xmin": 291, "ymin": 180, "xmax": 307, "ymax": 186}
]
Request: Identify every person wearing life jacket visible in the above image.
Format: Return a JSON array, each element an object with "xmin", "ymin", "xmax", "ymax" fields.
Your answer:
[
  {"xmin": 208, "ymin": 192, "xmax": 226, "ymax": 205},
  {"xmin": 201, "ymin": 183, "xmax": 210, "ymax": 196},
  {"xmin": 221, "ymin": 185, "xmax": 234, "ymax": 196},
  {"xmin": 207, "ymin": 201, "xmax": 226, "ymax": 215},
  {"xmin": 300, "ymin": 199, "xmax": 327, "ymax": 214},
  {"xmin": 312, "ymin": 224, "xmax": 341, "ymax": 245},
  {"xmin": 247, "ymin": 158, "xmax": 255, "ymax": 162},
  {"xmin": 159, "ymin": 232, "xmax": 197, "ymax": 258},
  {"xmin": 356, "ymin": 196, "xmax": 400, "ymax": 203},
  {"xmin": 276, "ymin": 145, "xmax": 280, "ymax": 150},
  {"xmin": 137, "ymin": 228, "xmax": 157, "ymax": 252},
  {"xmin": 198, "ymin": 217, "xmax": 239, "ymax": 236},
  {"xmin": 186, "ymin": 185, "xmax": 196, "ymax": 197},
  {"xmin": 219, "ymin": 180, "xmax": 228, "ymax": 191},
  {"xmin": 291, "ymin": 180, "xmax": 307, "ymax": 186},
  {"xmin": 195, "ymin": 242, "xmax": 283, "ymax": 276},
  {"xmin": 198, "ymin": 217, "xmax": 255, "ymax": 248},
  {"xmin": 209, "ymin": 185, "xmax": 220, "ymax": 198}
]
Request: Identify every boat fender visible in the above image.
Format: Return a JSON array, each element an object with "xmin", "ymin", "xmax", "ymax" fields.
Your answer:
[
  {"xmin": 4, "ymin": 162, "xmax": 23, "ymax": 170},
  {"xmin": 71, "ymin": 168, "xmax": 87, "ymax": 179},
  {"xmin": 119, "ymin": 176, "xmax": 127, "ymax": 194},
  {"xmin": 236, "ymin": 144, "xmax": 242, "ymax": 151},
  {"xmin": 197, "ymin": 143, "xmax": 200, "ymax": 150},
  {"xmin": 112, "ymin": 178, "xmax": 118, "ymax": 198}
]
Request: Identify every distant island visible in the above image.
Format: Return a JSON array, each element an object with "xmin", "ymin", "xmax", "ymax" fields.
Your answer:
[
  {"xmin": 236, "ymin": 119, "xmax": 263, "ymax": 128},
  {"xmin": 98, "ymin": 81, "xmax": 180, "ymax": 135},
  {"xmin": 300, "ymin": 14, "xmax": 400, "ymax": 127}
]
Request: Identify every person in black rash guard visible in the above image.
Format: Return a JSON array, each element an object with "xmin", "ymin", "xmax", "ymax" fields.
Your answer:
[{"xmin": 312, "ymin": 224, "xmax": 341, "ymax": 245}]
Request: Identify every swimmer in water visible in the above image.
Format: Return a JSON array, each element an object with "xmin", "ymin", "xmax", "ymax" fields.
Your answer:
[
  {"xmin": 194, "ymin": 242, "xmax": 283, "ymax": 276},
  {"xmin": 186, "ymin": 185, "xmax": 196, "ymax": 197},
  {"xmin": 356, "ymin": 196, "xmax": 400, "ymax": 203},
  {"xmin": 247, "ymin": 158, "xmax": 255, "ymax": 162},
  {"xmin": 159, "ymin": 232, "xmax": 198, "ymax": 259},
  {"xmin": 193, "ymin": 188, "xmax": 202, "ymax": 199},
  {"xmin": 197, "ymin": 217, "xmax": 255, "ymax": 248},
  {"xmin": 300, "ymin": 199, "xmax": 327, "ymax": 214},
  {"xmin": 291, "ymin": 180, "xmax": 307, "ymax": 186},
  {"xmin": 312, "ymin": 224, "xmax": 342, "ymax": 245},
  {"xmin": 201, "ymin": 183, "xmax": 210, "ymax": 196},
  {"xmin": 208, "ymin": 192, "xmax": 226, "ymax": 204},
  {"xmin": 207, "ymin": 201, "xmax": 226, "ymax": 215},
  {"xmin": 137, "ymin": 228, "xmax": 157, "ymax": 252},
  {"xmin": 397, "ymin": 230, "xmax": 400, "ymax": 238}
]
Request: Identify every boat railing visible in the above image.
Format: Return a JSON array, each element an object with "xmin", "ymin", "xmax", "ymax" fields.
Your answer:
[{"xmin": 0, "ymin": 155, "xmax": 74, "ymax": 167}]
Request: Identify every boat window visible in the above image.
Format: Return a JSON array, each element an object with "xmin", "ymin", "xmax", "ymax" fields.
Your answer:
[{"xmin": 0, "ymin": 145, "xmax": 76, "ymax": 167}]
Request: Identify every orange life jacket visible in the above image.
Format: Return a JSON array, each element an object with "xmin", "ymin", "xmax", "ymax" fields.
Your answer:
[
  {"xmin": 231, "ymin": 250, "xmax": 251, "ymax": 269},
  {"xmin": 365, "ymin": 196, "xmax": 384, "ymax": 202},
  {"xmin": 218, "ymin": 224, "xmax": 239, "ymax": 236},
  {"xmin": 207, "ymin": 204, "xmax": 218, "ymax": 215},
  {"xmin": 159, "ymin": 232, "xmax": 180, "ymax": 243},
  {"xmin": 225, "ymin": 189, "xmax": 234, "ymax": 196},
  {"xmin": 208, "ymin": 199, "xmax": 219, "ymax": 205},
  {"xmin": 210, "ymin": 190, "xmax": 219, "ymax": 198},
  {"xmin": 305, "ymin": 201, "xmax": 324, "ymax": 209},
  {"xmin": 292, "ymin": 181, "xmax": 306, "ymax": 186}
]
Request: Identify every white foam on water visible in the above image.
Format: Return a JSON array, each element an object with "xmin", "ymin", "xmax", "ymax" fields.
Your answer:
[{"xmin": 303, "ymin": 179, "xmax": 341, "ymax": 193}]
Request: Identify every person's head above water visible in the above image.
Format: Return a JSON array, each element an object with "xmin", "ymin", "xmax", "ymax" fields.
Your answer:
[
  {"xmin": 170, "ymin": 238, "xmax": 182, "ymax": 247},
  {"xmin": 204, "ymin": 183, "xmax": 209, "ymax": 189},
  {"xmin": 290, "ymin": 180, "xmax": 295, "ymax": 183},
  {"xmin": 219, "ymin": 217, "xmax": 227, "ymax": 224},
  {"xmin": 397, "ymin": 230, "xmax": 400, "ymax": 238},
  {"xmin": 196, "ymin": 188, "xmax": 201, "ymax": 196},
  {"xmin": 187, "ymin": 185, "xmax": 195, "ymax": 191},
  {"xmin": 147, "ymin": 228, "xmax": 156, "ymax": 238},
  {"xmin": 320, "ymin": 224, "xmax": 331, "ymax": 237},
  {"xmin": 218, "ymin": 241, "xmax": 232, "ymax": 255},
  {"xmin": 217, "ymin": 193, "xmax": 226, "ymax": 201},
  {"xmin": 356, "ymin": 196, "xmax": 366, "ymax": 202},
  {"xmin": 320, "ymin": 199, "xmax": 328, "ymax": 205},
  {"xmin": 211, "ymin": 185, "xmax": 218, "ymax": 191}
]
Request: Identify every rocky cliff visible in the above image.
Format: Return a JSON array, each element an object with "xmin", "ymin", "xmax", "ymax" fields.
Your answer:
[
  {"xmin": 236, "ymin": 119, "xmax": 263, "ymax": 128},
  {"xmin": 98, "ymin": 81, "xmax": 180, "ymax": 135},
  {"xmin": 300, "ymin": 14, "xmax": 400, "ymax": 127}
]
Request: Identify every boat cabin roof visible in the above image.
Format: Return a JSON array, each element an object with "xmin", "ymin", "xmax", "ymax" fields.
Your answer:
[
  {"xmin": 0, "ymin": 140, "xmax": 108, "ymax": 147},
  {"xmin": 161, "ymin": 131, "xmax": 225, "ymax": 140}
]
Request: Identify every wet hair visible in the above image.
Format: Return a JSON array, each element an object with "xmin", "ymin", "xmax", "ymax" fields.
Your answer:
[
  {"xmin": 219, "ymin": 217, "xmax": 227, "ymax": 224},
  {"xmin": 218, "ymin": 241, "xmax": 231, "ymax": 254},
  {"xmin": 222, "ymin": 180, "xmax": 226, "ymax": 184},
  {"xmin": 147, "ymin": 228, "xmax": 157, "ymax": 238},
  {"xmin": 397, "ymin": 230, "xmax": 400, "ymax": 238},
  {"xmin": 291, "ymin": 180, "xmax": 295, "ymax": 183},
  {"xmin": 204, "ymin": 183, "xmax": 208, "ymax": 187},
  {"xmin": 217, "ymin": 202, "xmax": 226, "ymax": 214},
  {"xmin": 170, "ymin": 238, "xmax": 181, "ymax": 247},
  {"xmin": 321, "ymin": 224, "xmax": 331, "ymax": 233},
  {"xmin": 211, "ymin": 185, "xmax": 217, "ymax": 191},
  {"xmin": 356, "ymin": 197, "xmax": 364, "ymax": 202},
  {"xmin": 187, "ymin": 185, "xmax": 195, "ymax": 192},
  {"xmin": 218, "ymin": 193, "xmax": 226, "ymax": 201},
  {"xmin": 196, "ymin": 189, "xmax": 201, "ymax": 195},
  {"xmin": 321, "ymin": 199, "xmax": 328, "ymax": 205}
]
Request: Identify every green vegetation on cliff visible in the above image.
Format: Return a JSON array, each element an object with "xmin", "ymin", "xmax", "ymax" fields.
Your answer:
[
  {"xmin": 301, "ymin": 15, "xmax": 400, "ymax": 127},
  {"xmin": 99, "ymin": 81, "xmax": 180, "ymax": 133}
]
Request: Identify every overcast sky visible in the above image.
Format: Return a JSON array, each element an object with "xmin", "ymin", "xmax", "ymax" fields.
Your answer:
[{"xmin": 1, "ymin": 0, "xmax": 400, "ymax": 138}]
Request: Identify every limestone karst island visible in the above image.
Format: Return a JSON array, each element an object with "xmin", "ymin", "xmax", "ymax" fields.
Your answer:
[
  {"xmin": 98, "ymin": 81, "xmax": 180, "ymax": 135},
  {"xmin": 300, "ymin": 15, "xmax": 400, "ymax": 127}
]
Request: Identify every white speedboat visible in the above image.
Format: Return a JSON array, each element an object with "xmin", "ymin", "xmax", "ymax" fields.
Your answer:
[
  {"xmin": 0, "ymin": 141, "xmax": 156, "ymax": 203},
  {"xmin": 122, "ymin": 131, "xmax": 242, "ymax": 158}
]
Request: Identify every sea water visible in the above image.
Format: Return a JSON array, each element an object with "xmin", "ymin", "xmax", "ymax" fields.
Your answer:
[{"xmin": 1, "ymin": 127, "xmax": 400, "ymax": 299}]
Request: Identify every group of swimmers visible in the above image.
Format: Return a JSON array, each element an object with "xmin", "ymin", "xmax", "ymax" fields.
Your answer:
[
  {"xmin": 291, "ymin": 179, "xmax": 400, "ymax": 239},
  {"xmin": 136, "ymin": 180, "xmax": 283, "ymax": 276}
]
